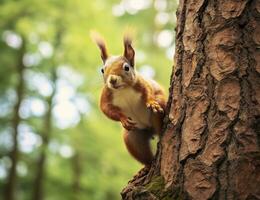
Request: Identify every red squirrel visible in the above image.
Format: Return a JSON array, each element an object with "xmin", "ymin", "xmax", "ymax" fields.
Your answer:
[{"xmin": 94, "ymin": 34, "xmax": 167, "ymax": 166}]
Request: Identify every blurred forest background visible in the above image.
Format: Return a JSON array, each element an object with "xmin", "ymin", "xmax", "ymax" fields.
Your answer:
[{"xmin": 0, "ymin": 0, "xmax": 177, "ymax": 199}]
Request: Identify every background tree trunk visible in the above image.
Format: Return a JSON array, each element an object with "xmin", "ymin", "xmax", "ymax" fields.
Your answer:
[
  {"xmin": 71, "ymin": 152, "xmax": 82, "ymax": 199},
  {"xmin": 32, "ymin": 27, "xmax": 63, "ymax": 200},
  {"xmin": 32, "ymin": 70, "xmax": 56, "ymax": 200},
  {"xmin": 121, "ymin": 0, "xmax": 260, "ymax": 199},
  {"xmin": 4, "ymin": 37, "xmax": 26, "ymax": 200}
]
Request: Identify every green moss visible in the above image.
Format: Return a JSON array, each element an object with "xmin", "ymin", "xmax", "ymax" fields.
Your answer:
[
  {"xmin": 144, "ymin": 176, "xmax": 184, "ymax": 200},
  {"xmin": 144, "ymin": 175, "xmax": 165, "ymax": 194}
]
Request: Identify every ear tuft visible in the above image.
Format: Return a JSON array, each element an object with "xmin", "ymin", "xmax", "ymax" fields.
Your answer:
[
  {"xmin": 90, "ymin": 31, "xmax": 108, "ymax": 63},
  {"xmin": 123, "ymin": 35, "xmax": 135, "ymax": 67}
]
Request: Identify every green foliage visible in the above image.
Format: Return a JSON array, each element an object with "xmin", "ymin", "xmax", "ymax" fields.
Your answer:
[{"xmin": 0, "ymin": 0, "xmax": 177, "ymax": 199}]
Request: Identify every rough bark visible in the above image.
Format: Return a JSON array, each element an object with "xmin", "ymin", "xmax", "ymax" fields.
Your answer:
[
  {"xmin": 121, "ymin": 0, "xmax": 260, "ymax": 199},
  {"xmin": 4, "ymin": 38, "xmax": 26, "ymax": 200}
]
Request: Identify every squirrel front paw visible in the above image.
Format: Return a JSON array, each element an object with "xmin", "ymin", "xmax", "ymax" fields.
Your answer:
[
  {"xmin": 146, "ymin": 100, "xmax": 163, "ymax": 113},
  {"xmin": 121, "ymin": 117, "xmax": 136, "ymax": 130}
]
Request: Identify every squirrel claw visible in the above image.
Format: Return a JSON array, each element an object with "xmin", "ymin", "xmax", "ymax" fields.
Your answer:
[
  {"xmin": 146, "ymin": 100, "xmax": 164, "ymax": 113},
  {"xmin": 121, "ymin": 117, "xmax": 136, "ymax": 130}
]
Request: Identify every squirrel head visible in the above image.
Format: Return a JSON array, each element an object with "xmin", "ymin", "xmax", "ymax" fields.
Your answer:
[{"xmin": 93, "ymin": 34, "xmax": 136, "ymax": 90}]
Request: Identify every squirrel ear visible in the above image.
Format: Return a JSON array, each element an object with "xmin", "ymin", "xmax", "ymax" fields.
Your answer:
[
  {"xmin": 91, "ymin": 31, "xmax": 108, "ymax": 64},
  {"xmin": 97, "ymin": 41, "xmax": 108, "ymax": 64},
  {"xmin": 123, "ymin": 36, "xmax": 135, "ymax": 67}
]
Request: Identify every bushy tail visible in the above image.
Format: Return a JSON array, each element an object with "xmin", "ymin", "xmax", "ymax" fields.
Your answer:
[{"xmin": 123, "ymin": 129, "xmax": 154, "ymax": 166}]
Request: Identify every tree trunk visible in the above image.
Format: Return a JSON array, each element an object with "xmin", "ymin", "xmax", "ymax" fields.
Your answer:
[
  {"xmin": 70, "ymin": 117, "xmax": 85, "ymax": 200},
  {"xmin": 32, "ymin": 27, "xmax": 63, "ymax": 200},
  {"xmin": 32, "ymin": 80, "xmax": 55, "ymax": 200},
  {"xmin": 4, "ymin": 38, "xmax": 26, "ymax": 200},
  {"xmin": 71, "ymin": 152, "xmax": 82, "ymax": 200},
  {"xmin": 121, "ymin": 0, "xmax": 260, "ymax": 199}
]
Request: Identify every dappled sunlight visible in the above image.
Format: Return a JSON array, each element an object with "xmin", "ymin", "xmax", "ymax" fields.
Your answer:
[
  {"xmin": 19, "ymin": 97, "xmax": 47, "ymax": 118},
  {"xmin": 16, "ymin": 162, "xmax": 28, "ymax": 177},
  {"xmin": 112, "ymin": 0, "xmax": 152, "ymax": 16},
  {"xmin": 24, "ymin": 71, "xmax": 53, "ymax": 97},
  {"xmin": 154, "ymin": 0, "xmax": 167, "ymax": 11},
  {"xmin": 38, "ymin": 41, "xmax": 53, "ymax": 58},
  {"xmin": 155, "ymin": 12, "xmax": 170, "ymax": 25},
  {"xmin": 139, "ymin": 65, "xmax": 155, "ymax": 79},
  {"xmin": 53, "ymin": 66, "xmax": 90, "ymax": 129},
  {"xmin": 18, "ymin": 123, "xmax": 42, "ymax": 153},
  {"xmin": 2, "ymin": 30, "xmax": 22, "ymax": 49},
  {"xmin": 155, "ymin": 29, "xmax": 173, "ymax": 48},
  {"xmin": 59, "ymin": 144, "xmax": 74, "ymax": 159},
  {"xmin": 0, "ymin": 157, "xmax": 11, "ymax": 180},
  {"xmin": 166, "ymin": 44, "xmax": 175, "ymax": 60},
  {"xmin": 0, "ymin": 0, "xmax": 177, "ymax": 199},
  {"xmin": 0, "ymin": 128, "xmax": 13, "ymax": 151},
  {"xmin": 57, "ymin": 66, "xmax": 84, "ymax": 88},
  {"xmin": 23, "ymin": 52, "xmax": 42, "ymax": 67},
  {"xmin": 0, "ymin": 164, "xmax": 7, "ymax": 179},
  {"xmin": 53, "ymin": 101, "xmax": 81, "ymax": 129},
  {"xmin": 0, "ymin": 90, "xmax": 16, "ymax": 117}
]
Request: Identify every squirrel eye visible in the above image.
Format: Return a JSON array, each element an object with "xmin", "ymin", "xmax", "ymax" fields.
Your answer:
[
  {"xmin": 101, "ymin": 68, "xmax": 104, "ymax": 73},
  {"xmin": 123, "ymin": 63, "xmax": 130, "ymax": 72}
]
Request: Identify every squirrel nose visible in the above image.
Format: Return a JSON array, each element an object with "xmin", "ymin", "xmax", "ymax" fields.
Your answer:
[{"xmin": 110, "ymin": 77, "xmax": 117, "ymax": 85}]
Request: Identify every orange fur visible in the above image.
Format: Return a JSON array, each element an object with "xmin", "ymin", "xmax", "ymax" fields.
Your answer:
[
  {"xmin": 90, "ymin": 31, "xmax": 108, "ymax": 63},
  {"xmin": 100, "ymin": 86, "xmax": 125, "ymax": 121},
  {"xmin": 123, "ymin": 129, "xmax": 154, "ymax": 166},
  {"xmin": 104, "ymin": 57, "xmax": 126, "ymax": 76},
  {"xmin": 95, "ymin": 34, "xmax": 167, "ymax": 166}
]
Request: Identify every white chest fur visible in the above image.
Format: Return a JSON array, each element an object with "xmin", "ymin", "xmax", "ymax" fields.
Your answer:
[{"xmin": 112, "ymin": 88, "xmax": 151, "ymax": 129}]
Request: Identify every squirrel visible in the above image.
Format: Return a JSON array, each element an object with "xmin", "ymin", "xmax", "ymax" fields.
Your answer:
[{"xmin": 93, "ymin": 33, "xmax": 167, "ymax": 166}]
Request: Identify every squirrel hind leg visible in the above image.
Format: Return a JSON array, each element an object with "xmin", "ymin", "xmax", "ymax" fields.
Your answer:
[{"xmin": 123, "ymin": 129, "xmax": 154, "ymax": 166}]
